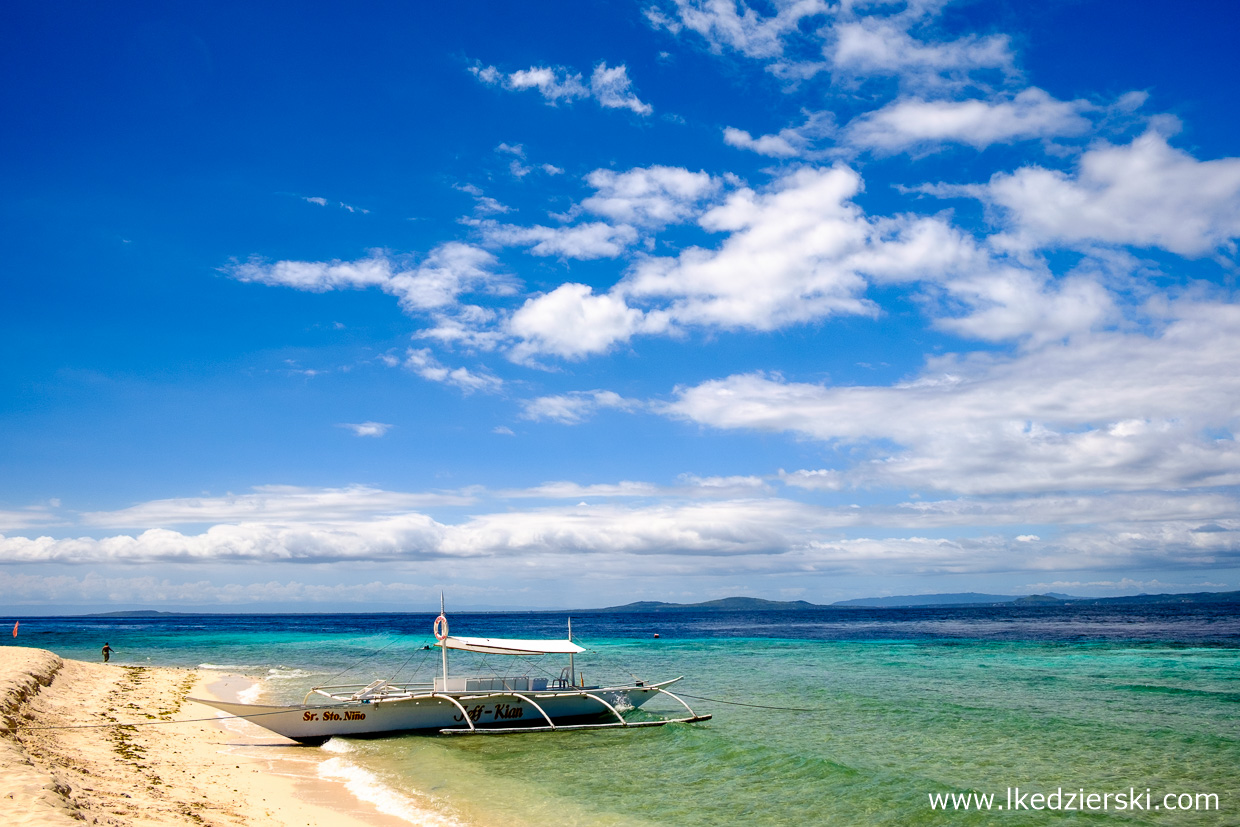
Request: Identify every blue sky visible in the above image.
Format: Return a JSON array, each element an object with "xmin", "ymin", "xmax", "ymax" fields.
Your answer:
[{"xmin": 3, "ymin": 0, "xmax": 1239, "ymax": 611}]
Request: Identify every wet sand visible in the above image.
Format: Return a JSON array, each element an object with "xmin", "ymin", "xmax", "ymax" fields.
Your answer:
[{"xmin": 0, "ymin": 646, "xmax": 419, "ymax": 826}]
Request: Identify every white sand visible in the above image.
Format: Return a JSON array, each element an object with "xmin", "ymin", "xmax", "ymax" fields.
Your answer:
[{"xmin": 0, "ymin": 646, "xmax": 425, "ymax": 826}]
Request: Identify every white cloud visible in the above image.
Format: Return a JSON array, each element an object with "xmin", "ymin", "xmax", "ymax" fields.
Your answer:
[
  {"xmin": 497, "ymin": 163, "xmax": 1083, "ymax": 361},
  {"xmin": 7, "ymin": 498, "xmax": 1235, "ymax": 580},
  {"xmin": 416, "ymin": 304, "xmax": 507, "ymax": 351},
  {"xmin": 403, "ymin": 348, "xmax": 503, "ymax": 393},
  {"xmin": 301, "ymin": 195, "xmax": 369, "ymax": 213},
  {"xmin": 645, "ymin": 0, "xmax": 831, "ymax": 60},
  {"xmin": 472, "ymin": 219, "xmax": 638, "ymax": 259},
  {"xmin": 471, "ymin": 61, "xmax": 653, "ymax": 115},
  {"xmin": 0, "ymin": 571, "xmax": 446, "ymax": 607},
  {"xmin": 338, "ymin": 422, "xmax": 393, "ymax": 438},
  {"xmin": 665, "ymin": 300, "xmax": 1240, "ymax": 495},
  {"xmin": 519, "ymin": 390, "xmax": 644, "ymax": 424},
  {"xmin": 723, "ymin": 126, "xmax": 801, "ymax": 158},
  {"xmin": 229, "ymin": 243, "xmax": 510, "ymax": 314},
  {"xmin": 589, "ymin": 63, "xmax": 654, "ymax": 115},
  {"xmin": 621, "ymin": 165, "xmax": 879, "ymax": 330},
  {"xmin": 979, "ymin": 131, "xmax": 1240, "ymax": 256},
  {"xmin": 508, "ymin": 284, "xmax": 653, "ymax": 361},
  {"xmin": 724, "ymin": 110, "xmax": 835, "ymax": 158},
  {"xmin": 0, "ymin": 505, "xmax": 65, "ymax": 532},
  {"xmin": 846, "ymin": 88, "xmax": 1091, "ymax": 152},
  {"xmin": 456, "ymin": 183, "xmax": 513, "ymax": 215},
  {"xmin": 505, "ymin": 480, "xmax": 662, "ymax": 499},
  {"xmin": 828, "ymin": 18, "xmax": 1015, "ymax": 88},
  {"xmin": 779, "ymin": 468, "xmax": 844, "ymax": 491},
  {"xmin": 487, "ymin": 64, "xmax": 589, "ymax": 102},
  {"xmin": 582, "ymin": 165, "xmax": 723, "ymax": 226},
  {"xmin": 647, "ymin": 2, "xmax": 1015, "ymax": 89},
  {"xmin": 932, "ymin": 268, "xmax": 1116, "ymax": 346},
  {"xmin": 677, "ymin": 473, "xmax": 771, "ymax": 494},
  {"xmin": 80, "ymin": 485, "xmax": 477, "ymax": 529}
]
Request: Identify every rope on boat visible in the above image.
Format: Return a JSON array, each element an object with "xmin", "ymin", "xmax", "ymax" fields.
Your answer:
[
  {"xmin": 670, "ymin": 692, "xmax": 831, "ymax": 712},
  {"xmin": 317, "ymin": 635, "xmax": 405, "ymax": 686}
]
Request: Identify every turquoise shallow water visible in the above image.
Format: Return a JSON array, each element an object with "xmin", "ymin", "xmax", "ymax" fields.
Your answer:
[{"xmin": 9, "ymin": 606, "xmax": 1240, "ymax": 826}]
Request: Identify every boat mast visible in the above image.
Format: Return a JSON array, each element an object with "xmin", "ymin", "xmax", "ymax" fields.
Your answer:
[
  {"xmin": 440, "ymin": 592, "xmax": 449, "ymax": 686},
  {"xmin": 568, "ymin": 616, "xmax": 575, "ymax": 686}
]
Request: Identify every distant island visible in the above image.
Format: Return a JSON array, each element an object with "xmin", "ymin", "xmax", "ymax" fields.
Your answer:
[
  {"xmin": 83, "ymin": 610, "xmax": 202, "ymax": 617},
  {"xmin": 68, "ymin": 590, "xmax": 1240, "ymax": 617},
  {"xmin": 590, "ymin": 591, "xmax": 1240, "ymax": 612}
]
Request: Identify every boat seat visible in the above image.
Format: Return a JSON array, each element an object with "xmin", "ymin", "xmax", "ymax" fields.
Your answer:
[{"xmin": 350, "ymin": 679, "xmax": 389, "ymax": 700}]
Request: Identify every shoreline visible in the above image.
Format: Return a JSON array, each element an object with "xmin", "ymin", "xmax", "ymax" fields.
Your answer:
[{"xmin": 0, "ymin": 646, "xmax": 435, "ymax": 827}]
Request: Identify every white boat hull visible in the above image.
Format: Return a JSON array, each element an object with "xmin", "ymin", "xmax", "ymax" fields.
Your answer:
[{"xmin": 191, "ymin": 682, "xmax": 677, "ymax": 744}]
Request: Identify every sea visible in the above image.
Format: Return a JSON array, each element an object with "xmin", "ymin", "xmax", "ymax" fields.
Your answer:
[{"xmin": 7, "ymin": 604, "xmax": 1240, "ymax": 826}]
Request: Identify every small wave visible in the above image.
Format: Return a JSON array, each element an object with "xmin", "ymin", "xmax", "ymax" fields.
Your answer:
[
  {"xmin": 320, "ymin": 738, "xmax": 353, "ymax": 754},
  {"xmin": 198, "ymin": 663, "xmax": 246, "ymax": 670},
  {"xmin": 266, "ymin": 668, "xmax": 316, "ymax": 680},
  {"xmin": 318, "ymin": 757, "xmax": 465, "ymax": 827},
  {"xmin": 236, "ymin": 683, "xmax": 264, "ymax": 705}
]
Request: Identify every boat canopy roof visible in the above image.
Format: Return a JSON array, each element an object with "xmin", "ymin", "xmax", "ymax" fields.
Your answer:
[{"xmin": 437, "ymin": 635, "xmax": 585, "ymax": 656}]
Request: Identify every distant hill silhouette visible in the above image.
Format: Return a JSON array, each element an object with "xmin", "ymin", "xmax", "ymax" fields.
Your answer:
[{"xmin": 593, "ymin": 590, "xmax": 1240, "ymax": 612}]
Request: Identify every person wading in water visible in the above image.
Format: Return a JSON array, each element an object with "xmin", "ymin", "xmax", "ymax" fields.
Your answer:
[{"xmin": 102, "ymin": 642, "xmax": 114, "ymax": 663}]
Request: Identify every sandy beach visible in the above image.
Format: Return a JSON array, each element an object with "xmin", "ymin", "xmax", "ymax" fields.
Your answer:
[{"xmin": 0, "ymin": 646, "xmax": 420, "ymax": 827}]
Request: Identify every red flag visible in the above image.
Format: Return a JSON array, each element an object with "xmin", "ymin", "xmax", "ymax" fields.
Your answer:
[{"xmin": 11, "ymin": 621, "xmax": 17, "ymax": 638}]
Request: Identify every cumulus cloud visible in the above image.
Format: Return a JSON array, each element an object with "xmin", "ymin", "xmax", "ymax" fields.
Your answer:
[
  {"xmin": 582, "ymin": 166, "xmax": 723, "ymax": 226},
  {"xmin": 6, "ymin": 497, "xmax": 1235, "ymax": 581},
  {"xmin": 846, "ymin": 88, "xmax": 1091, "ymax": 152},
  {"xmin": 508, "ymin": 284, "xmax": 654, "ymax": 361},
  {"xmin": 978, "ymin": 131, "xmax": 1240, "ymax": 256},
  {"xmin": 471, "ymin": 61, "xmax": 653, "ymax": 115},
  {"xmin": 491, "ymin": 162, "xmax": 1094, "ymax": 361},
  {"xmin": 621, "ymin": 165, "xmax": 880, "ymax": 330}
]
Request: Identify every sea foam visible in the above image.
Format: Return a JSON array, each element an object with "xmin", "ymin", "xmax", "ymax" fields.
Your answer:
[{"xmin": 318, "ymin": 756, "xmax": 465, "ymax": 827}]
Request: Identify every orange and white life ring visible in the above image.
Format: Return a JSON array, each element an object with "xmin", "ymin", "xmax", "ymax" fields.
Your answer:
[{"xmin": 433, "ymin": 614, "xmax": 449, "ymax": 641}]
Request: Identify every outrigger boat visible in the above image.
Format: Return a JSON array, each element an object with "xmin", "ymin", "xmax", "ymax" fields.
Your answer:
[{"xmin": 190, "ymin": 602, "xmax": 710, "ymax": 744}]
